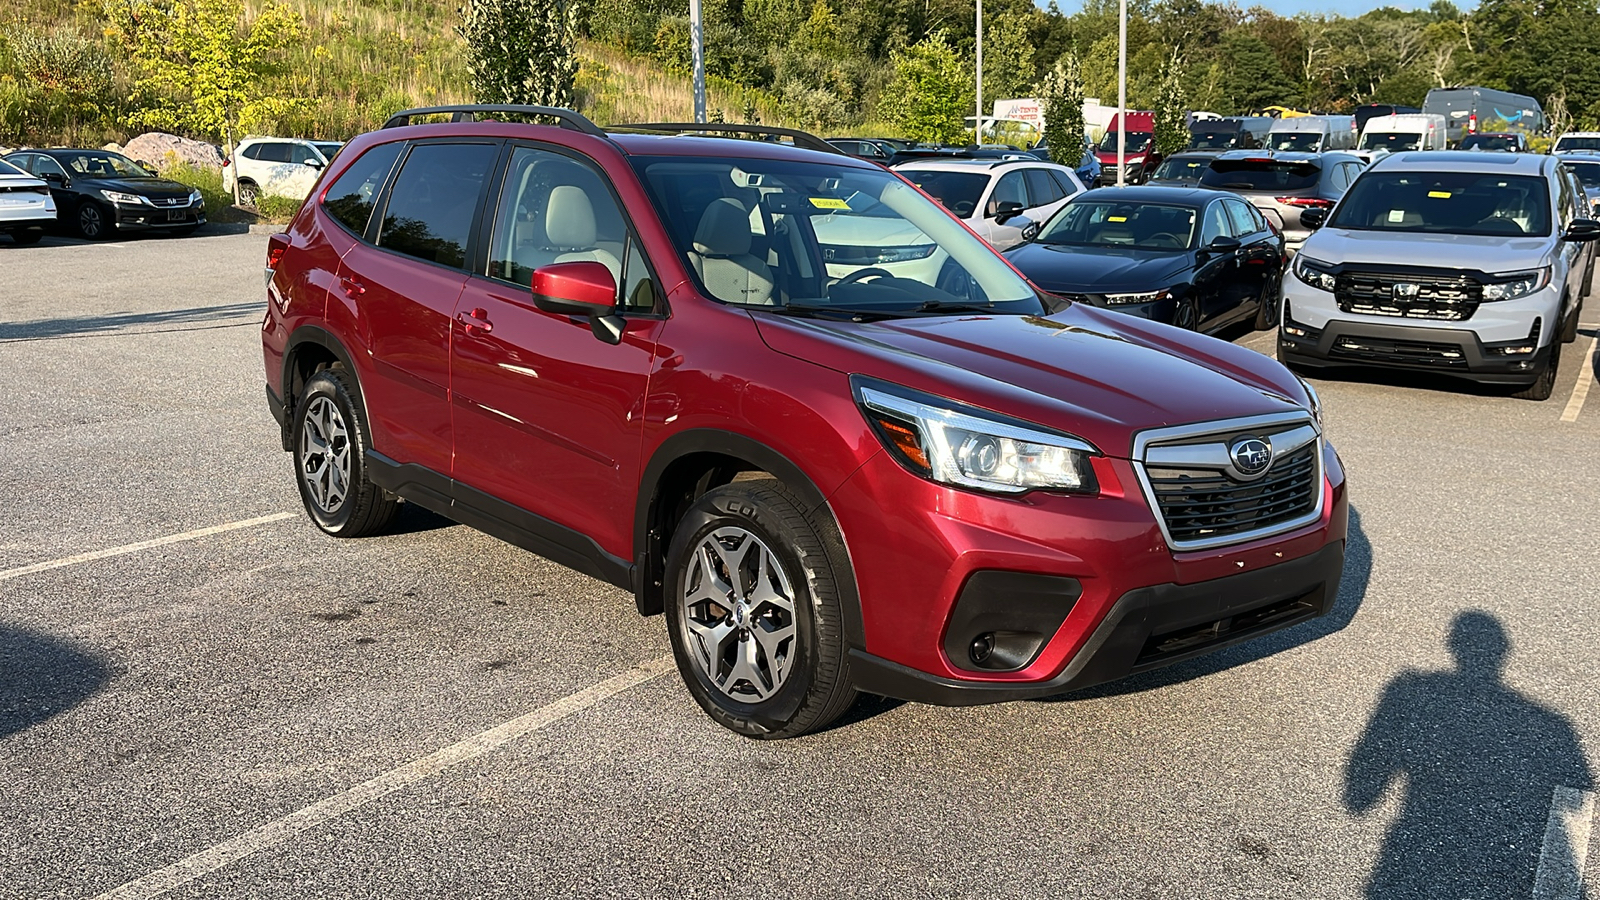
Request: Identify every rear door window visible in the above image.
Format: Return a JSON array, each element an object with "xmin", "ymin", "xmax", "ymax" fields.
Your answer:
[
  {"xmin": 1223, "ymin": 198, "xmax": 1259, "ymax": 237},
  {"xmin": 1200, "ymin": 201, "xmax": 1230, "ymax": 244},
  {"xmin": 377, "ymin": 142, "xmax": 498, "ymax": 269},
  {"xmin": 1024, "ymin": 168, "xmax": 1065, "ymax": 206},
  {"xmin": 322, "ymin": 142, "xmax": 404, "ymax": 237}
]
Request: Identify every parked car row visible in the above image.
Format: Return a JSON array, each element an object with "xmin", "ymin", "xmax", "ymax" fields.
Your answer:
[{"xmin": 2, "ymin": 148, "xmax": 204, "ymax": 239}]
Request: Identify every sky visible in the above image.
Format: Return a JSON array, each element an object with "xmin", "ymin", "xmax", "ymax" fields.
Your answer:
[{"xmin": 1041, "ymin": 0, "xmax": 1475, "ymax": 17}]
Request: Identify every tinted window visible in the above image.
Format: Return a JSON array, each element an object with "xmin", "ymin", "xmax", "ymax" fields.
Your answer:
[
  {"xmin": 1049, "ymin": 169, "xmax": 1081, "ymax": 196},
  {"xmin": 487, "ymin": 145, "xmax": 632, "ymax": 297},
  {"xmin": 378, "ymin": 143, "xmax": 497, "ymax": 269},
  {"xmin": 1037, "ymin": 200, "xmax": 1197, "ymax": 250},
  {"xmin": 322, "ymin": 142, "xmax": 404, "ymax": 237},
  {"xmin": 900, "ymin": 170, "xmax": 988, "ymax": 218},
  {"xmin": 1189, "ymin": 131, "xmax": 1239, "ymax": 150},
  {"xmin": 33, "ymin": 155, "xmax": 69, "ymax": 178},
  {"xmin": 59, "ymin": 152, "xmax": 149, "ymax": 178},
  {"xmin": 1150, "ymin": 156, "xmax": 1211, "ymax": 184},
  {"xmin": 1566, "ymin": 162, "xmax": 1600, "ymax": 190},
  {"xmin": 1098, "ymin": 132, "xmax": 1153, "ymax": 152},
  {"xmin": 1557, "ymin": 137, "xmax": 1600, "ymax": 153},
  {"xmin": 1360, "ymin": 132, "xmax": 1424, "ymax": 152},
  {"xmin": 1201, "ymin": 159, "xmax": 1321, "ymax": 192},
  {"xmin": 1460, "ymin": 135, "xmax": 1520, "ymax": 152},
  {"xmin": 1024, "ymin": 169, "xmax": 1064, "ymax": 206},
  {"xmin": 0, "ymin": 157, "xmax": 27, "ymax": 177},
  {"xmin": 240, "ymin": 143, "xmax": 265, "ymax": 160},
  {"xmin": 1268, "ymin": 132, "xmax": 1323, "ymax": 152},
  {"xmin": 257, "ymin": 142, "xmax": 295, "ymax": 163},
  {"xmin": 1329, "ymin": 172, "xmax": 1552, "ymax": 237},
  {"xmin": 1224, "ymin": 198, "xmax": 1259, "ymax": 237},
  {"xmin": 313, "ymin": 142, "xmax": 344, "ymax": 162}
]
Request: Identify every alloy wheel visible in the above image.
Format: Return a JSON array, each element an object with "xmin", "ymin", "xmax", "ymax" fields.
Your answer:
[
  {"xmin": 299, "ymin": 396, "xmax": 352, "ymax": 513},
  {"xmin": 78, "ymin": 204, "xmax": 104, "ymax": 239},
  {"xmin": 680, "ymin": 527, "xmax": 798, "ymax": 703}
]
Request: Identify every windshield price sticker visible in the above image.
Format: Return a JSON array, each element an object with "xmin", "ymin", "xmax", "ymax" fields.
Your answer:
[
  {"xmin": 1428, "ymin": 191, "xmax": 1452, "ymax": 199},
  {"xmin": 809, "ymin": 198, "xmax": 850, "ymax": 209}
]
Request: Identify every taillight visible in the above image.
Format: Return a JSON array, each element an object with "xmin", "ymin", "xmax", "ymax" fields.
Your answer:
[
  {"xmin": 1277, "ymin": 197, "xmax": 1335, "ymax": 208},
  {"xmin": 222, "ymin": 157, "xmax": 231, "ymax": 168},
  {"xmin": 266, "ymin": 233, "xmax": 289, "ymax": 270}
]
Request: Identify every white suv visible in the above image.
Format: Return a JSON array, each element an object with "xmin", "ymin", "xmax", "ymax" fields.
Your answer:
[
  {"xmin": 1280, "ymin": 151, "xmax": 1598, "ymax": 400},
  {"xmin": 223, "ymin": 137, "xmax": 344, "ymax": 205},
  {"xmin": 895, "ymin": 158, "xmax": 1085, "ymax": 250},
  {"xmin": 0, "ymin": 156, "xmax": 56, "ymax": 244}
]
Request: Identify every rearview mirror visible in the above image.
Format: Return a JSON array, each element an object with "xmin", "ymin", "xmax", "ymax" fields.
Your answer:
[
  {"xmin": 530, "ymin": 261, "xmax": 625, "ymax": 344},
  {"xmin": 1563, "ymin": 219, "xmax": 1600, "ymax": 242},
  {"xmin": 993, "ymin": 200, "xmax": 1025, "ymax": 223}
]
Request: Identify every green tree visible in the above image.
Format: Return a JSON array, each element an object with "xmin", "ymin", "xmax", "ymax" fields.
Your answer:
[
  {"xmin": 1035, "ymin": 53, "xmax": 1084, "ymax": 158},
  {"xmin": 458, "ymin": 0, "xmax": 580, "ymax": 109},
  {"xmin": 105, "ymin": 0, "xmax": 303, "ymax": 201},
  {"xmin": 883, "ymin": 30, "xmax": 972, "ymax": 144},
  {"xmin": 982, "ymin": 9, "xmax": 1037, "ymax": 105},
  {"xmin": 1216, "ymin": 30, "xmax": 1295, "ymax": 113},
  {"xmin": 1153, "ymin": 51, "xmax": 1188, "ymax": 156}
]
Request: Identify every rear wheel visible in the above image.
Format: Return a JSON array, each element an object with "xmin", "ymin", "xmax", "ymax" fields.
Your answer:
[
  {"xmin": 238, "ymin": 180, "xmax": 259, "ymax": 208},
  {"xmin": 1511, "ymin": 344, "xmax": 1559, "ymax": 401},
  {"xmin": 664, "ymin": 480, "xmax": 857, "ymax": 739},
  {"xmin": 292, "ymin": 368, "xmax": 401, "ymax": 536}
]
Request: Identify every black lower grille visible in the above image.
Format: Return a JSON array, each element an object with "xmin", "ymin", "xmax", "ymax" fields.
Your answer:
[
  {"xmin": 1329, "ymin": 335, "xmax": 1468, "ymax": 368},
  {"xmin": 1147, "ymin": 444, "xmax": 1318, "ymax": 543},
  {"xmin": 1335, "ymin": 271, "xmax": 1481, "ymax": 321},
  {"xmin": 1136, "ymin": 592, "xmax": 1320, "ymax": 665}
]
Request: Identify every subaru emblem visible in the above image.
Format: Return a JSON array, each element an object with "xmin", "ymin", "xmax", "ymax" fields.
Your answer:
[{"xmin": 1229, "ymin": 437, "xmax": 1273, "ymax": 477}]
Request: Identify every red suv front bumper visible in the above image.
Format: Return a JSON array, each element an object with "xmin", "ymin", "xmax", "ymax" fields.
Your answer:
[{"xmin": 830, "ymin": 443, "xmax": 1349, "ymax": 704}]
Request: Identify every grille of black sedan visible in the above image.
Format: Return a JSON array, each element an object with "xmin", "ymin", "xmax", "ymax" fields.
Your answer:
[
  {"xmin": 1145, "ymin": 443, "xmax": 1319, "ymax": 544},
  {"xmin": 1335, "ymin": 270, "xmax": 1481, "ymax": 320}
]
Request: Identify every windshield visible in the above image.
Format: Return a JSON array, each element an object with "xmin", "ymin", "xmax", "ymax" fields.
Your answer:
[
  {"xmin": 1189, "ymin": 131, "xmax": 1239, "ymax": 150},
  {"xmin": 631, "ymin": 156, "xmax": 1040, "ymax": 315},
  {"xmin": 1149, "ymin": 156, "xmax": 1211, "ymax": 185},
  {"xmin": 1565, "ymin": 162, "xmax": 1600, "ymax": 190},
  {"xmin": 898, "ymin": 169, "xmax": 989, "ymax": 218},
  {"xmin": 1360, "ymin": 132, "xmax": 1422, "ymax": 152},
  {"xmin": 1200, "ymin": 159, "xmax": 1320, "ymax": 192},
  {"xmin": 1556, "ymin": 137, "xmax": 1600, "ymax": 153},
  {"xmin": 1099, "ymin": 132, "xmax": 1152, "ymax": 153},
  {"xmin": 1328, "ymin": 172, "xmax": 1551, "ymax": 237},
  {"xmin": 1037, "ymin": 200, "xmax": 1197, "ymax": 250},
  {"xmin": 1268, "ymin": 132, "xmax": 1323, "ymax": 152},
  {"xmin": 56, "ymin": 151, "xmax": 151, "ymax": 178},
  {"xmin": 1460, "ymin": 135, "xmax": 1518, "ymax": 151}
]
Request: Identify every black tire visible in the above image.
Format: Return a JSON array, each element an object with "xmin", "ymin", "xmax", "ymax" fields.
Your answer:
[
  {"xmin": 1254, "ymin": 275, "xmax": 1281, "ymax": 331},
  {"xmin": 291, "ymin": 368, "xmax": 401, "ymax": 537},
  {"xmin": 1561, "ymin": 297, "xmax": 1580, "ymax": 344},
  {"xmin": 1511, "ymin": 345, "xmax": 1559, "ymax": 401},
  {"xmin": 1173, "ymin": 296, "xmax": 1200, "ymax": 331},
  {"xmin": 11, "ymin": 229, "xmax": 43, "ymax": 244},
  {"xmin": 238, "ymin": 181, "xmax": 259, "ymax": 209},
  {"xmin": 663, "ymin": 480, "xmax": 858, "ymax": 739},
  {"xmin": 76, "ymin": 202, "xmax": 112, "ymax": 240}
]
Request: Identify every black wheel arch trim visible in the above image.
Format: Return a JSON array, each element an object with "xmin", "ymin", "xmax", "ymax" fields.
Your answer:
[
  {"xmin": 278, "ymin": 325, "xmax": 365, "ymax": 451},
  {"xmin": 632, "ymin": 429, "xmax": 865, "ymax": 649}
]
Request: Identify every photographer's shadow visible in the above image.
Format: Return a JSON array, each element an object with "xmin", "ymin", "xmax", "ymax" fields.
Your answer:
[
  {"xmin": 1345, "ymin": 611, "xmax": 1593, "ymax": 899},
  {"xmin": 0, "ymin": 625, "xmax": 110, "ymax": 740}
]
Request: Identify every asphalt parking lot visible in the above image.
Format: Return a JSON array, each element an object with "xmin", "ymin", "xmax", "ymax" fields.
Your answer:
[{"xmin": 3, "ymin": 230, "xmax": 1598, "ymax": 899}]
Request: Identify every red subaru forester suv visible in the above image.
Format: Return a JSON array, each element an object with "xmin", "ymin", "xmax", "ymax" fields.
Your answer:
[{"xmin": 262, "ymin": 106, "xmax": 1349, "ymax": 738}]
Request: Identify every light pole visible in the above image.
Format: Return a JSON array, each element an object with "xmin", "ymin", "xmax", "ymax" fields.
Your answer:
[
  {"xmin": 975, "ymin": 0, "xmax": 983, "ymax": 146},
  {"xmin": 690, "ymin": 0, "xmax": 706, "ymax": 124},
  {"xmin": 1116, "ymin": 0, "xmax": 1126, "ymax": 187}
]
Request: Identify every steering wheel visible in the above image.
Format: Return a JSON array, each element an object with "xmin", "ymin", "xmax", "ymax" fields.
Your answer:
[
  {"xmin": 1143, "ymin": 233, "xmax": 1184, "ymax": 249},
  {"xmin": 837, "ymin": 267, "xmax": 894, "ymax": 286}
]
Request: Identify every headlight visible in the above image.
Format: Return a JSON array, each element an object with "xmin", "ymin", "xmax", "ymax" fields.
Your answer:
[
  {"xmin": 1293, "ymin": 256, "xmax": 1337, "ymax": 291},
  {"xmin": 854, "ymin": 379, "xmax": 1099, "ymax": 495},
  {"xmin": 1481, "ymin": 268, "xmax": 1550, "ymax": 301},
  {"xmin": 820, "ymin": 244, "xmax": 937, "ymax": 265},
  {"xmin": 1102, "ymin": 289, "xmax": 1169, "ymax": 306},
  {"xmin": 100, "ymin": 190, "xmax": 145, "ymax": 206},
  {"xmin": 1296, "ymin": 376, "xmax": 1324, "ymax": 432},
  {"xmin": 188, "ymin": 189, "xmax": 203, "ymax": 206}
]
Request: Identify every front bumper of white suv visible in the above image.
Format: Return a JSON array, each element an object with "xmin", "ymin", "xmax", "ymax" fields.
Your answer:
[{"xmin": 1277, "ymin": 261, "xmax": 1561, "ymax": 385}]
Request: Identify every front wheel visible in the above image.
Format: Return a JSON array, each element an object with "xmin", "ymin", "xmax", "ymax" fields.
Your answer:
[
  {"xmin": 664, "ymin": 480, "xmax": 857, "ymax": 739},
  {"xmin": 76, "ymin": 202, "xmax": 113, "ymax": 240},
  {"xmin": 1254, "ymin": 275, "xmax": 1281, "ymax": 331},
  {"xmin": 1172, "ymin": 296, "xmax": 1200, "ymax": 331},
  {"xmin": 292, "ymin": 368, "xmax": 401, "ymax": 536},
  {"xmin": 1511, "ymin": 345, "xmax": 1559, "ymax": 401}
]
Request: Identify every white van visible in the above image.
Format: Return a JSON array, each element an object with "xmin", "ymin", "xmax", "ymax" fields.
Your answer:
[
  {"xmin": 1358, "ymin": 114, "xmax": 1447, "ymax": 154},
  {"xmin": 1267, "ymin": 115, "xmax": 1357, "ymax": 152}
]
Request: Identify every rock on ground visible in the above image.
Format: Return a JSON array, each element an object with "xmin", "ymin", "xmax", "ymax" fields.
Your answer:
[{"xmin": 121, "ymin": 133, "xmax": 223, "ymax": 172}]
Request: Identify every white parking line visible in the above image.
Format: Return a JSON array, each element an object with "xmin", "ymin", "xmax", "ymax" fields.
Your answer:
[
  {"xmin": 1533, "ymin": 786, "xmax": 1596, "ymax": 900},
  {"xmin": 1559, "ymin": 331, "xmax": 1600, "ymax": 423},
  {"xmin": 0, "ymin": 513, "xmax": 296, "ymax": 583},
  {"xmin": 92, "ymin": 655, "xmax": 676, "ymax": 900}
]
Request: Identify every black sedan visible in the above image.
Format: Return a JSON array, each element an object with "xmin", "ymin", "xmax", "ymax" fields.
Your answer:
[
  {"xmin": 1006, "ymin": 186, "xmax": 1284, "ymax": 333},
  {"xmin": 2, "ymin": 148, "xmax": 206, "ymax": 239}
]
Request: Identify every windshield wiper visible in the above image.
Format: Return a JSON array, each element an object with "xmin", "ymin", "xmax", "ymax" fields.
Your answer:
[
  {"xmin": 916, "ymin": 300, "xmax": 996, "ymax": 314},
  {"xmin": 763, "ymin": 303, "xmax": 906, "ymax": 322}
]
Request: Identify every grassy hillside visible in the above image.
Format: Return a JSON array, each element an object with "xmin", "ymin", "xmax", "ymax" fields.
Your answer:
[{"xmin": 0, "ymin": 0, "xmax": 810, "ymax": 148}]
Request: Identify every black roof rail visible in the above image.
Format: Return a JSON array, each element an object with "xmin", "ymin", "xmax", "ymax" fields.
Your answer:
[
  {"xmin": 608, "ymin": 122, "xmax": 844, "ymax": 156},
  {"xmin": 381, "ymin": 105, "xmax": 607, "ymax": 137}
]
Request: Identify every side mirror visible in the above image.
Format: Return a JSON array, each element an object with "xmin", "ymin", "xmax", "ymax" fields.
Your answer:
[
  {"xmin": 41, "ymin": 172, "xmax": 66, "ymax": 186},
  {"xmin": 1300, "ymin": 207, "xmax": 1329, "ymax": 230},
  {"xmin": 530, "ymin": 261, "xmax": 625, "ymax": 344},
  {"xmin": 1564, "ymin": 218, "xmax": 1600, "ymax": 242},
  {"xmin": 303, "ymin": 159, "xmax": 323, "ymax": 169},
  {"xmin": 1204, "ymin": 235, "xmax": 1241, "ymax": 255},
  {"xmin": 993, "ymin": 200, "xmax": 1025, "ymax": 223}
]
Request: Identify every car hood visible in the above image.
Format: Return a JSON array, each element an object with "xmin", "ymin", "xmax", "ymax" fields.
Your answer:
[
  {"xmin": 751, "ymin": 303, "xmax": 1309, "ymax": 459},
  {"xmin": 1301, "ymin": 228, "xmax": 1552, "ymax": 273},
  {"xmin": 1006, "ymin": 243, "xmax": 1190, "ymax": 293},
  {"xmin": 76, "ymin": 176, "xmax": 196, "ymax": 198}
]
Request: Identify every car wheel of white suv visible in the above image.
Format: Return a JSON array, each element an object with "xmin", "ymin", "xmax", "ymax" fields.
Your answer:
[{"xmin": 1511, "ymin": 343, "xmax": 1559, "ymax": 401}]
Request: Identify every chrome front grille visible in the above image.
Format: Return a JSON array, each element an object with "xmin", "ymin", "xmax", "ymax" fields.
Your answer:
[{"xmin": 1134, "ymin": 414, "xmax": 1324, "ymax": 551}]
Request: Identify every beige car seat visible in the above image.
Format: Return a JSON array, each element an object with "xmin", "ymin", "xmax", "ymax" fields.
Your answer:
[{"xmin": 688, "ymin": 198, "xmax": 775, "ymax": 305}]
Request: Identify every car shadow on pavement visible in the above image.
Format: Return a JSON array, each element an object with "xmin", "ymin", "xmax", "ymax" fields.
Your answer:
[
  {"xmin": 0, "ymin": 302, "xmax": 262, "ymax": 341},
  {"xmin": 0, "ymin": 625, "xmax": 110, "ymax": 740},
  {"xmin": 1343, "ymin": 611, "xmax": 1594, "ymax": 899},
  {"xmin": 1044, "ymin": 506, "xmax": 1374, "ymax": 702},
  {"xmin": 387, "ymin": 502, "xmax": 459, "ymax": 536}
]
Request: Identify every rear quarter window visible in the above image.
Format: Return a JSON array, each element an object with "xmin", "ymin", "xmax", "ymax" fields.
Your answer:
[{"xmin": 322, "ymin": 142, "xmax": 404, "ymax": 237}]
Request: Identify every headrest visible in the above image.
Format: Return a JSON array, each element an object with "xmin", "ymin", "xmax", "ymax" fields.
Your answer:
[
  {"xmin": 693, "ymin": 198, "xmax": 753, "ymax": 257},
  {"xmin": 545, "ymin": 185, "xmax": 597, "ymax": 248}
]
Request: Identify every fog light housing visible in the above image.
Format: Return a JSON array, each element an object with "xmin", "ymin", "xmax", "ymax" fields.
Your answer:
[{"xmin": 969, "ymin": 633, "xmax": 995, "ymax": 665}]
